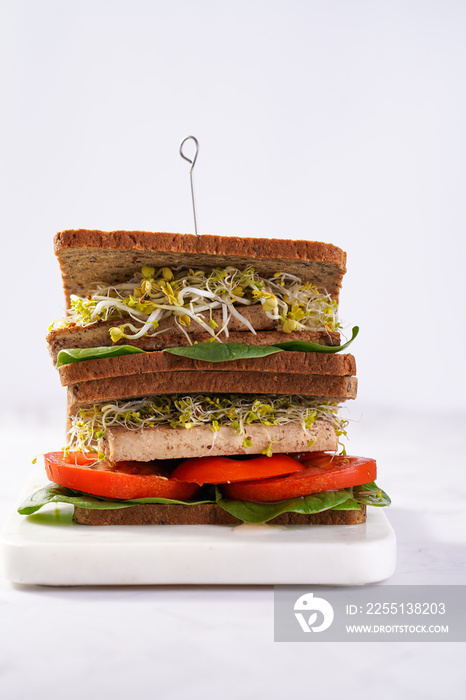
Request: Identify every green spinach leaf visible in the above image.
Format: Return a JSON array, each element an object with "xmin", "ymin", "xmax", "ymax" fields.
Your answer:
[
  {"xmin": 163, "ymin": 342, "xmax": 283, "ymax": 362},
  {"xmin": 272, "ymin": 326, "xmax": 359, "ymax": 353},
  {"xmin": 214, "ymin": 486, "xmax": 358, "ymax": 523},
  {"xmin": 17, "ymin": 484, "xmax": 215, "ymax": 515},
  {"xmin": 163, "ymin": 327, "xmax": 359, "ymax": 362},
  {"xmin": 353, "ymin": 481, "xmax": 391, "ymax": 507},
  {"xmin": 18, "ymin": 480, "xmax": 389, "ymax": 520},
  {"xmin": 56, "ymin": 345, "xmax": 146, "ymax": 368}
]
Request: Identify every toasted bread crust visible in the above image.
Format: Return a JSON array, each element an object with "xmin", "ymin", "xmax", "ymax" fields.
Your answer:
[
  {"xmin": 72, "ymin": 502, "xmax": 366, "ymax": 526},
  {"xmin": 54, "ymin": 230, "xmax": 347, "ymax": 302},
  {"xmin": 67, "ymin": 371, "xmax": 357, "ymax": 408},
  {"xmin": 59, "ymin": 350, "xmax": 356, "ymax": 386}
]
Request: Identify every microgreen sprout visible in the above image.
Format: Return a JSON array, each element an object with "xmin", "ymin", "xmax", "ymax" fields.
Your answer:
[
  {"xmin": 66, "ymin": 394, "xmax": 348, "ymax": 455},
  {"xmin": 52, "ymin": 266, "xmax": 341, "ymax": 343},
  {"xmin": 261, "ymin": 441, "xmax": 278, "ymax": 457}
]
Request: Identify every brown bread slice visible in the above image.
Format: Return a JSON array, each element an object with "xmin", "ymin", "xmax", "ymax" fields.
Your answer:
[
  {"xmin": 72, "ymin": 503, "xmax": 366, "ymax": 526},
  {"xmin": 67, "ymin": 371, "xmax": 358, "ymax": 408},
  {"xmin": 59, "ymin": 350, "xmax": 356, "ymax": 386},
  {"xmin": 100, "ymin": 420, "xmax": 338, "ymax": 462},
  {"xmin": 49, "ymin": 305, "xmax": 278, "ymax": 357},
  {"xmin": 47, "ymin": 321, "xmax": 341, "ymax": 363},
  {"xmin": 54, "ymin": 230, "xmax": 347, "ymax": 302}
]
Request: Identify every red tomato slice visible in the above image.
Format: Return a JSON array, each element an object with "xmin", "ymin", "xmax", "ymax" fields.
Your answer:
[
  {"xmin": 170, "ymin": 454, "xmax": 305, "ymax": 485},
  {"xmin": 221, "ymin": 454, "xmax": 377, "ymax": 502},
  {"xmin": 44, "ymin": 452, "xmax": 201, "ymax": 500}
]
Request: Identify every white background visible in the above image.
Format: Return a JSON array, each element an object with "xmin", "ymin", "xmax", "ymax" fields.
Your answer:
[
  {"xmin": 1, "ymin": 2, "xmax": 466, "ymax": 699},
  {"xmin": 1, "ymin": 0, "xmax": 465, "ymax": 413}
]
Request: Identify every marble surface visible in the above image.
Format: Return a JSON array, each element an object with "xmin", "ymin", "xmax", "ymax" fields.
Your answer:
[
  {"xmin": 2, "ymin": 475, "xmax": 396, "ymax": 586},
  {"xmin": 1, "ymin": 404, "xmax": 465, "ymax": 699}
]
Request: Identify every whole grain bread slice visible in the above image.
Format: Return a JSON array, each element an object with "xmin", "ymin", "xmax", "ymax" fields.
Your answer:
[
  {"xmin": 49, "ymin": 305, "xmax": 278, "ymax": 356},
  {"xmin": 67, "ymin": 371, "xmax": 358, "ymax": 409},
  {"xmin": 72, "ymin": 502, "xmax": 366, "ymax": 526},
  {"xmin": 59, "ymin": 350, "xmax": 356, "ymax": 387},
  {"xmin": 47, "ymin": 325, "xmax": 340, "ymax": 363},
  {"xmin": 54, "ymin": 230, "xmax": 347, "ymax": 302}
]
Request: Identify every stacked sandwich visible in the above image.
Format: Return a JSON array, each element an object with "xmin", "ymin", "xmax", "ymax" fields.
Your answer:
[{"xmin": 19, "ymin": 230, "xmax": 389, "ymax": 525}]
